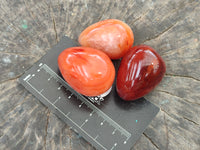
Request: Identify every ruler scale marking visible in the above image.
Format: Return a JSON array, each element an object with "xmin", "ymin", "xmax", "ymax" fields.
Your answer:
[
  {"xmin": 25, "ymin": 74, "xmax": 107, "ymax": 150},
  {"xmin": 42, "ymin": 64, "xmax": 131, "ymax": 139},
  {"xmin": 24, "ymin": 64, "xmax": 125, "ymax": 150}
]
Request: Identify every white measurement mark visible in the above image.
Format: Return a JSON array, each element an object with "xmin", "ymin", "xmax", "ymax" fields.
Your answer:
[
  {"xmin": 100, "ymin": 120, "xmax": 105, "ymax": 126},
  {"xmin": 37, "ymin": 63, "xmax": 43, "ymax": 72},
  {"xmin": 39, "ymin": 89, "xmax": 44, "ymax": 93},
  {"xmin": 111, "ymin": 143, "xmax": 118, "ymax": 150},
  {"xmin": 53, "ymin": 96, "xmax": 61, "ymax": 104},
  {"xmin": 89, "ymin": 111, "xmax": 94, "ymax": 117},
  {"xmin": 57, "ymin": 85, "xmax": 62, "ymax": 90},
  {"xmin": 112, "ymin": 129, "xmax": 117, "ymax": 135},
  {"xmin": 80, "ymin": 119, "xmax": 89, "ymax": 127},
  {"xmin": 23, "ymin": 74, "xmax": 31, "ymax": 81},
  {"xmin": 66, "ymin": 112, "xmax": 71, "ymax": 116},
  {"xmin": 79, "ymin": 102, "xmax": 84, "ymax": 108},
  {"xmin": 68, "ymin": 94, "xmax": 73, "ymax": 99},
  {"xmin": 94, "ymin": 135, "xmax": 99, "ymax": 140},
  {"xmin": 48, "ymin": 76, "xmax": 52, "ymax": 81},
  {"xmin": 124, "ymin": 141, "xmax": 127, "ymax": 144}
]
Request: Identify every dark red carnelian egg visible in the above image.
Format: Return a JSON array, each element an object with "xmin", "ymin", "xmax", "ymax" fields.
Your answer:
[
  {"xmin": 58, "ymin": 47, "xmax": 115, "ymax": 97},
  {"xmin": 116, "ymin": 45, "xmax": 166, "ymax": 101},
  {"xmin": 78, "ymin": 19, "xmax": 134, "ymax": 59}
]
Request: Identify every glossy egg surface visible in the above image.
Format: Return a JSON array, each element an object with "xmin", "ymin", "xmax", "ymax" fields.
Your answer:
[
  {"xmin": 116, "ymin": 45, "xmax": 166, "ymax": 101},
  {"xmin": 58, "ymin": 47, "xmax": 115, "ymax": 96},
  {"xmin": 79, "ymin": 19, "xmax": 134, "ymax": 59}
]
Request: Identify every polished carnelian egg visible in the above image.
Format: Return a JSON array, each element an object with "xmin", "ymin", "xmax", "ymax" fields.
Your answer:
[
  {"xmin": 58, "ymin": 47, "xmax": 115, "ymax": 96},
  {"xmin": 116, "ymin": 45, "xmax": 166, "ymax": 101},
  {"xmin": 79, "ymin": 19, "xmax": 134, "ymax": 59}
]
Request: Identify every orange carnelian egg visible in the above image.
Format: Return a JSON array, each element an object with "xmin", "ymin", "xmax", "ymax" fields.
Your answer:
[
  {"xmin": 58, "ymin": 47, "xmax": 115, "ymax": 96},
  {"xmin": 79, "ymin": 19, "xmax": 134, "ymax": 59}
]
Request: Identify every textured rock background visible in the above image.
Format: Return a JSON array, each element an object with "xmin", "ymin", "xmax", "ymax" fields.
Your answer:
[{"xmin": 0, "ymin": 0, "xmax": 200, "ymax": 149}]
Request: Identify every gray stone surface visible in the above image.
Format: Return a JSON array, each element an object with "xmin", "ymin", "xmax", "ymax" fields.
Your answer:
[{"xmin": 0, "ymin": 0, "xmax": 200, "ymax": 149}]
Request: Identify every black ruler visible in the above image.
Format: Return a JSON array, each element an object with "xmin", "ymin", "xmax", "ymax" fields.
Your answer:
[{"xmin": 19, "ymin": 36, "xmax": 159, "ymax": 150}]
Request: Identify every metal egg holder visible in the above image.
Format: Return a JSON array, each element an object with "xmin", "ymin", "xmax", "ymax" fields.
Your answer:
[{"xmin": 19, "ymin": 36, "xmax": 159, "ymax": 150}]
